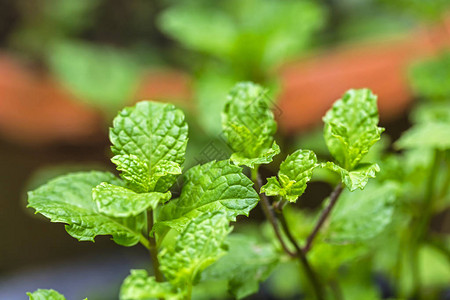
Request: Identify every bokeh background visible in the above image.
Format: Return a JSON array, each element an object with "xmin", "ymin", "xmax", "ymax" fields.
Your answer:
[{"xmin": 0, "ymin": 0, "xmax": 449, "ymax": 299}]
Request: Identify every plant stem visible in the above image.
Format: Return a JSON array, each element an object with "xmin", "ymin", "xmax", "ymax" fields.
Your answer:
[
  {"xmin": 252, "ymin": 167, "xmax": 324, "ymax": 300},
  {"xmin": 277, "ymin": 210, "xmax": 324, "ymax": 300},
  {"xmin": 330, "ymin": 279, "xmax": 343, "ymax": 300},
  {"xmin": 252, "ymin": 167, "xmax": 296, "ymax": 256},
  {"xmin": 303, "ymin": 183, "xmax": 343, "ymax": 254},
  {"xmin": 411, "ymin": 149, "xmax": 442, "ymax": 298},
  {"xmin": 148, "ymin": 211, "xmax": 164, "ymax": 282}
]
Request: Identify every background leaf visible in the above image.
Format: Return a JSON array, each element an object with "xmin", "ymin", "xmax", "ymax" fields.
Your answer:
[
  {"xmin": 326, "ymin": 182, "xmax": 398, "ymax": 242},
  {"xmin": 201, "ymin": 233, "xmax": 279, "ymax": 299},
  {"xmin": 395, "ymin": 122, "xmax": 450, "ymax": 150}
]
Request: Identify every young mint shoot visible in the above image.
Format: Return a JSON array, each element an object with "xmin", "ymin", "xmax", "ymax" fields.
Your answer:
[{"xmin": 27, "ymin": 81, "xmax": 393, "ymax": 300}]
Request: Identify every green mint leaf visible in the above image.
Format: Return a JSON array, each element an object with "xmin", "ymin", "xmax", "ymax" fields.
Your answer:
[
  {"xmin": 156, "ymin": 160, "xmax": 259, "ymax": 231},
  {"xmin": 28, "ymin": 172, "xmax": 145, "ymax": 246},
  {"xmin": 261, "ymin": 149, "xmax": 318, "ymax": 202},
  {"xmin": 321, "ymin": 162, "xmax": 380, "ymax": 191},
  {"xmin": 395, "ymin": 122, "xmax": 450, "ymax": 150},
  {"xmin": 93, "ymin": 183, "xmax": 171, "ymax": 218},
  {"xmin": 110, "ymin": 101, "xmax": 188, "ymax": 193},
  {"xmin": 27, "ymin": 289, "xmax": 66, "ymax": 300},
  {"xmin": 201, "ymin": 234, "xmax": 279, "ymax": 299},
  {"xmin": 120, "ymin": 270, "xmax": 181, "ymax": 300},
  {"xmin": 222, "ymin": 82, "xmax": 279, "ymax": 168},
  {"xmin": 159, "ymin": 212, "xmax": 231, "ymax": 287},
  {"xmin": 326, "ymin": 182, "xmax": 398, "ymax": 242},
  {"xmin": 323, "ymin": 89, "xmax": 384, "ymax": 170}
]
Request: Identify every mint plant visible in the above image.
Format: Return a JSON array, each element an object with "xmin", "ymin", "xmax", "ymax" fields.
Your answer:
[{"xmin": 27, "ymin": 82, "xmax": 392, "ymax": 299}]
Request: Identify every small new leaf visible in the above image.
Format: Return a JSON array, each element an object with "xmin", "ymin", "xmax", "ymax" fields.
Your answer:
[
  {"xmin": 156, "ymin": 160, "xmax": 259, "ymax": 231},
  {"xmin": 110, "ymin": 101, "xmax": 188, "ymax": 193},
  {"xmin": 120, "ymin": 270, "xmax": 181, "ymax": 300},
  {"xmin": 261, "ymin": 149, "xmax": 318, "ymax": 202},
  {"xmin": 27, "ymin": 289, "xmax": 66, "ymax": 300},
  {"xmin": 159, "ymin": 212, "xmax": 231, "ymax": 287},
  {"xmin": 28, "ymin": 172, "xmax": 145, "ymax": 246},
  {"xmin": 321, "ymin": 162, "xmax": 380, "ymax": 191},
  {"xmin": 222, "ymin": 82, "xmax": 280, "ymax": 168},
  {"xmin": 323, "ymin": 89, "xmax": 384, "ymax": 170},
  {"xmin": 93, "ymin": 183, "xmax": 171, "ymax": 218}
]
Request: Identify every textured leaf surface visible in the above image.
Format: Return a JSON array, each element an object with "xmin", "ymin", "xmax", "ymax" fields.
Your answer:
[
  {"xmin": 27, "ymin": 289, "xmax": 66, "ymax": 300},
  {"xmin": 28, "ymin": 172, "xmax": 145, "ymax": 246},
  {"xmin": 93, "ymin": 183, "xmax": 171, "ymax": 217},
  {"xmin": 222, "ymin": 82, "xmax": 279, "ymax": 168},
  {"xmin": 202, "ymin": 234, "xmax": 279, "ymax": 299},
  {"xmin": 395, "ymin": 122, "xmax": 450, "ymax": 150},
  {"xmin": 326, "ymin": 182, "xmax": 398, "ymax": 242},
  {"xmin": 120, "ymin": 270, "xmax": 181, "ymax": 300},
  {"xmin": 110, "ymin": 101, "xmax": 188, "ymax": 192},
  {"xmin": 159, "ymin": 212, "xmax": 231, "ymax": 286},
  {"xmin": 157, "ymin": 160, "xmax": 259, "ymax": 231},
  {"xmin": 323, "ymin": 89, "xmax": 384, "ymax": 170},
  {"xmin": 322, "ymin": 162, "xmax": 380, "ymax": 191},
  {"xmin": 261, "ymin": 149, "xmax": 317, "ymax": 202}
]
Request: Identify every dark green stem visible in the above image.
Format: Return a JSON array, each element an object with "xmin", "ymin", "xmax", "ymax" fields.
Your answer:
[
  {"xmin": 148, "ymin": 211, "xmax": 164, "ymax": 283},
  {"xmin": 277, "ymin": 210, "xmax": 325, "ymax": 300},
  {"xmin": 252, "ymin": 167, "xmax": 324, "ymax": 300},
  {"xmin": 252, "ymin": 167, "xmax": 296, "ymax": 256},
  {"xmin": 303, "ymin": 183, "xmax": 343, "ymax": 254},
  {"xmin": 411, "ymin": 149, "xmax": 443, "ymax": 298}
]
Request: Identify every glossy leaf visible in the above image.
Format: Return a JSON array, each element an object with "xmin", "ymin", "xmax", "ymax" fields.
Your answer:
[
  {"xmin": 326, "ymin": 182, "xmax": 398, "ymax": 242},
  {"xmin": 27, "ymin": 289, "xmax": 66, "ymax": 300},
  {"xmin": 323, "ymin": 89, "xmax": 384, "ymax": 170},
  {"xmin": 222, "ymin": 82, "xmax": 279, "ymax": 168},
  {"xmin": 93, "ymin": 183, "xmax": 171, "ymax": 218},
  {"xmin": 120, "ymin": 270, "xmax": 181, "ymax": 300},
  {"xmin": 156, "ymin": 160, "xmax": 259, "ymax": 231},
  {"xmin": 202, "ymin": 234, "xmax": 279, "ymax": 299},
  {"xmin": 159, "ymin": 212, "xmax": 231, "ymax": 287},
  {"xmin": 28, "ymin": 172, "xmax": 145, "ymax": 246},
  {"xmin": 321, "ymin": 162, "xmax": 380, "ymax": 191},
  {"xmin": 110, "ymin": 101, "xmax": 188, "ymax": 193},
  {"xmin": 261, "ymin": 149, "xmax": 317, "ymax": 202}
]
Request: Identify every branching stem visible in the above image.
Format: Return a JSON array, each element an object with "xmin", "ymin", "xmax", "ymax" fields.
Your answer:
[
  {"xmin": 303, "ymin": 183, "xmax": 343, "ymax": 254},
  {"xmin": 252, "ymin": 167, "xmax": 324, "ymax": 300}
]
